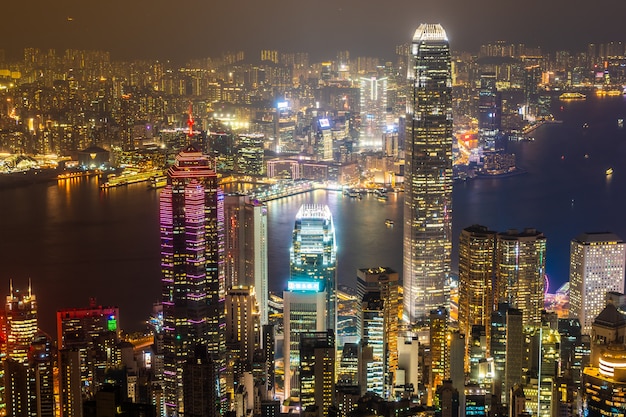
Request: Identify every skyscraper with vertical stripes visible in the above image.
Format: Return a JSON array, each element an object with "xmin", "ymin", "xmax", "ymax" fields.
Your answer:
[
  {"xmin": 403, "ymin": 23, "xmax": 453, "ymax": 322},
  {"xmin": 160, "ymin": 145, "xmax": 226, "ymax": 416}
]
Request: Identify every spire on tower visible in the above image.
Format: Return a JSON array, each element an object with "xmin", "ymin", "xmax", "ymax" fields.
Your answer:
[{"xmin": 187, "ymin": 102, "xmax": 194, "ymax": 137}]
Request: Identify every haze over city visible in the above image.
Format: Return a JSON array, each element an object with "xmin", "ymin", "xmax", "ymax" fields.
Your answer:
[
  {"xmin": 3, "ymin": 1, "xmax": 626, "ymax": 414},
  {"xmin": 3, "ymin": 0, "xmax": 626, "ymax": 61}
]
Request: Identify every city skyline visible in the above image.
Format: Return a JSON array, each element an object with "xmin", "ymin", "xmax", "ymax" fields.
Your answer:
[
  {"xmin": 3, "ymin": 15, "xmax": 626, "ymax": 415},
  {"xmin": 2, "ymin": 1, "xmax": 626, "ymax": 62}
]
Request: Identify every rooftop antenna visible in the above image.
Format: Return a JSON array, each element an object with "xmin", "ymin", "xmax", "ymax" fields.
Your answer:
[
  {"xmin": 9, "ymin": 278, "xmax": 13, "ymax": 296},
  {"xmin": 28, "ymin": 278, "xmax": 32, "ymax": 298}
]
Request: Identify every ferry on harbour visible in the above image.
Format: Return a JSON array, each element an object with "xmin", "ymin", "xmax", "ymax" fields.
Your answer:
[{"xmin": 559, "ymin": 92, "xmax": 586, "ymax": 100}]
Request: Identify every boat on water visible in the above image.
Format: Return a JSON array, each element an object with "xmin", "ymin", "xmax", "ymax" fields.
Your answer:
[
  {"xmin": 385, "ymin": 219, "xmax": 394, "ymax": 227},
  {"xmin": 618, "ymin": 118, "xmax": 624, "ymax": 128},
  {"xmin": 559, "ymin": 92, "xmax": 586, "ymax": 100},
  {"xmin": 148, "ymin": 175, "xmax": 167, "ymax": 189},
  {"xmin": 377, "ymin": 194, "xmax": 389, "ymax": 202},
  {"xmin": 607, "ymin": 168, "xmax": 614, "ymax": 176}
]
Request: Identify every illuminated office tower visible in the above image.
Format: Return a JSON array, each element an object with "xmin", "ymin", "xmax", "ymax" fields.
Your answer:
[
  {"xmin": 160, "ymin": 145, "xmax": 226, "ymax": 415},
  {"xmin": 569, "ymin": 232, "xmax": 626, "ymax": 335},
  {"xmin": 459, "ymin": 225, "xmax": 497, "ymax": 369},
  {"xmin": 299, "ymin": 330, "xmax": 336, "ymax": 417},
  {"xmin": 224, "ymin": 195, "xmax": 268, "ymax": 325},
  {"xmin": 59, "ymin": 349, "xmax": 82, "ymax": 417},
  {"xmin": 429, "ymin": 307, "xmax": 450, "ymax": 393},
  {"xmin": 236, "ymin": 134, "xmax": 266, "ymax": 176},
  {"xmin": 360, "ymin": 75, "xmax": 388, "ymax": 134},
  {"xmin": 5, "ymin": 284, "xmax": 37, "ymax": 365},
  {"xmin": 28, "ymin": 334, "xmax": 54, "ymax": 417},
  {"xmin": 57, "ymin": 303, "xmax": 120, "ymax": 399},
  {"xmin": 478, "ymin": 72, "xmax": 501, "ymax": 152},
  {"xmin": 356, "ymin": 267, "xmax": 399, "ymax": 398},
  {"xmin": 496, "ymin": 228, "xmax": 547, "ymax": 327},
  {"xmin": 244, "ymin": 199, "xmax": 269, "ymax": 325},
  {"xmin": 283, "ymin": 280, "xmax": 327, "ymax": 399},
  {"xmin": 316, "ymin": 118, "xmax": 334, "ymax": 161},
  {"xmin": 225, "ymin": 286, "xmax": 260, "ymax": 398},
  {"xmin": 403, "ymin": 23, "xmax": 453, "ymax": 322},
  {"xmin": 4, "ymin": 327, "xmax": 53, "ymax": 417},
  {"xmin": 524, "ymin": 317, "xmax": 560, "ymax": 417},
  {"xmin": 362, "ymin": 293, "xmax": 385, "ymax": 397},
  {"xmin": 226, "ymin": 286, "xmax": 259, "ymax": 365},
  {"xmin": 290, "ymin": 204, "xmax": 337, "ymax": 331}
]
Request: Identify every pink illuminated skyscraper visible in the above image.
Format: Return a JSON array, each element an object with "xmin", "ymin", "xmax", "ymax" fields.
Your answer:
[{"xmin": 160, "ymin": 145, "xmax": 226, "ymax": 416}]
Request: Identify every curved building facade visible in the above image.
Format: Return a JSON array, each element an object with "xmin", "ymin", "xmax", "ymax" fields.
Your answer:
[
  {"xmin": 290, "ymin": 204, "xmax": 337, "ymax": 331},
  {"xmin": 403, "ymin": 23, "xmax": 453, "ymax": 322}
]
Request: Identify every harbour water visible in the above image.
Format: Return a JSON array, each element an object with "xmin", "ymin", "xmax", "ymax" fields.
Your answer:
[{"xmin": 2, "ymin": 94, "xmax": 626, "ymax": 335}]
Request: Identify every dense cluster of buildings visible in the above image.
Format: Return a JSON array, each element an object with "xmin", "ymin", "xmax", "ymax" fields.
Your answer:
[{"xmin": 3, "ymin": 21, "xmax": 626, "ymax": 417}]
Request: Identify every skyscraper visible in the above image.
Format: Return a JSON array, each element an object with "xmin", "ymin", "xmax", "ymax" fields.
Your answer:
[
  {"xmin": 403, "ymin": 23, "xmax": 453, "ymax": 322},
  {"xmin": 28, "ymin": 334, "xmax": 54, "ymax": 417},
  {"xmin": 299, "ymin": 330, "xmax": 336, "ymax": 417},
  {"xmin": 290, "ymin": 204, "xmax": 337, "ymax": 331},
  {"xmin": 429, "ymin": 307, "xmax": 450, "ymax": 393},
  {"xmin": 477, "ymin": 72, "xmax": 501, "ymax": 152},
  {"xmin": 160, "ymin": 145, "xmax": 226, "ymax": 415},
  {"xmin": 496, "ymin": 228, "xmax": 547, "ymax": 327},
  {"xmin": 569, "ymin": 232, "xmax": 626, "ymax": 335},
  {"xmin": 224, "ymin": 195, "xmax": 269, "ymax": 325},
  {"xmin": 56, "ymin": 303, "xmax": 120, "ymax": 403},
  {"xmin": 5, "ymin": 284, "xmax": 37, "ymax": 366},
  {"xmin": 356, "ymin": 267, "xmax": 399, "ymax": 398},
  {"xmin": 458, "ymin": 225, "xmax": 497, "ymax": 368},
  {"xmin": 283, "ymin": 280, "xmax": 327, "ymax": 399}
]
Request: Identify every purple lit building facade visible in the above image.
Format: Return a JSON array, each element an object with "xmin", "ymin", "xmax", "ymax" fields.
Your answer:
[{"xmin": 160, "ymin": 145, "xmax": 226, "ymax": 416}]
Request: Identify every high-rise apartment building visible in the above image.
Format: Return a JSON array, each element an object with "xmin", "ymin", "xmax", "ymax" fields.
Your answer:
[
  {"xmin": 496, "ymin": 228, "xmax": 547, "ymax": 327},
  {"xmin": 290, "ymin": 204, "xmax": 337, "ymax": 331},
  {"xmin": 569, "ymin": 232, "xmax": 626, "ymax": 335},
  {"xmin": 403, "ymin": 23, "xmax": 453, "ymax": 322},
  {"xmin": 160, "ymin": 145, "xmax": 226, "ymax": 415},
  {"xmin": 459, "ymin": 225, "xmax": 497, "ymax": 368}
]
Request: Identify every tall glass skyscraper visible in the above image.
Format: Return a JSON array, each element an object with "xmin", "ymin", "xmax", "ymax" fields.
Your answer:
[
  {"xmin": 160, "ymin": 145, "xmax": 226, "ymax": 415},
  {"xmin": 403, "ymin": 23, "xmax": 453, "ymax": 322},
  {"xmin": 290, "ymin": 204, "xmax": 337, "ymax": 331}
]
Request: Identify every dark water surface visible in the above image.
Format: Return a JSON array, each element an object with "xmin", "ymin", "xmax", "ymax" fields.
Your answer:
[{"xmin": 2, "ymin": 95, "xmax": 626, "ymax": 335}]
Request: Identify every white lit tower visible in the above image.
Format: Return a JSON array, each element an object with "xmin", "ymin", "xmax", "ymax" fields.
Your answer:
[
  {"xmin": 160, "ymin": 144, "xmax": 226, "ymax": 416},
  {"xmin": 569, "ymin": 232, "xmax": 626, "ymax": 335},
  {"xmin": 403, "ymin": 23, "xmax": 453, "ymax": 322},
  {"xmin": 290, "ymin": 204, "xmax": 337, "ymax": 331}
]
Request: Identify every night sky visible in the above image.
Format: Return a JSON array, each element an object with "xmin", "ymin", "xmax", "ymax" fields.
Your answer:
[{"xmin": 2, "ymin": 0, "xmax": 626, "ymax": 62}]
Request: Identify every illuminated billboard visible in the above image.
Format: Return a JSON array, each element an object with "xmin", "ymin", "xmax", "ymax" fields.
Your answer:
[{"xmin": 287, "ymin": 280, "xmax": 322, "ymax": 292}]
